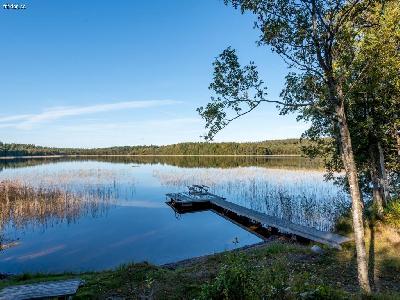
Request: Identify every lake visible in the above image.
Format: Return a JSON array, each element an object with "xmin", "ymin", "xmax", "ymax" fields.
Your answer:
[{"xmin": 0, "ymin": 156, "xmax": 349, "ymax": 274}]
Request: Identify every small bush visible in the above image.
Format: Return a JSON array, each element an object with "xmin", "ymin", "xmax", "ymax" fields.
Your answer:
[
  {"xmin": 199, "ymin": 251, "xmax": 350, "ymax": 300},
  {"xmin": 381, "ymin": 257, "xmax": 400, "ymax": 273},
  {"xmin": 296, "ymin": 285, "xmax": 349, "ymax": 300},
  {"xmin": 335, "ymin": 213, "xmax": 353, "ymax": 235},
  {"xmin": 199, "ymin": 252, "xmax": 291, "ymax": 300},
  {"xmin": 256, "ymin": 258, "xmax": 289, "ymax": 299},
  {"xmin": 199, "ymin": 252, "xmax": 260, "ymax": 300},
  {"xmin": 384, "ymin": 199, "xmax": 400, "ymax": 228},
  {"xmin": 291, "ymin": 272, "xmax": 349, "ymax": 300}
]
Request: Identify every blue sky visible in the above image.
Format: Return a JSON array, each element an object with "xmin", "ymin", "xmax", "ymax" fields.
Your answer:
[{"xmin": 0, "ymin": 0, "xmax": 307, "ymax": 147}]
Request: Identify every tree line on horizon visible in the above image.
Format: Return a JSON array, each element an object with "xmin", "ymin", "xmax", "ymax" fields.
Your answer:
[{"xmin": 0, "ymin": 139, "xmax": 309, "ymax": 157}]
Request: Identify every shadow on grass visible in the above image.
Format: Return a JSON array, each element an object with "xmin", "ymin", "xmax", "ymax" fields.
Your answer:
[
  {"xmin": 369, "ymin": 221, "xmax": 376, "ymax": 288},
  {"xmin": 366, "ymin": 222, "xmax": 400, "ymax": 294}
]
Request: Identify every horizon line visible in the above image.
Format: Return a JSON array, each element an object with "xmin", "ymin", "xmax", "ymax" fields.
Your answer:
[{"xmin": 0, "ymin": 137, "xmax": 307, "ymax": 149}]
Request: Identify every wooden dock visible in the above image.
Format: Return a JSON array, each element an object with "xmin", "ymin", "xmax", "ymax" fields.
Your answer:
[
  {"xmin": 0, "ymin": 279, "xmax": 83, "ymax": 300},
  {"xmin": 166, "ymin": 187, "xmax": 351, "ymax": 249}
]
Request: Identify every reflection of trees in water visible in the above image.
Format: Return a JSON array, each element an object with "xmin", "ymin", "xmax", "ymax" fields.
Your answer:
[
  {"xmin": 0, "ymin": 179, "xmax": 116, "ymax": 250},
  {"xmin": 154, "ymin": 168, "xmax": 349, "ymax": 231},
  {"xmin": 0, "ymin": 155, "xmax": 322, "ymax": 170}
]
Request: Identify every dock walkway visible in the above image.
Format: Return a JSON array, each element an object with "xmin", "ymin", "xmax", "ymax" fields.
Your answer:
[
  {"xmin": 0, "ymin": 279, "xmax": 83, "ymax": 300},
  {"xmin": 211, "ymin": 197, "xmax": 350, "ymax": 248},
  {"xmin": 166, "ymin": 188, "xmax": 351, "ymax": 249}
]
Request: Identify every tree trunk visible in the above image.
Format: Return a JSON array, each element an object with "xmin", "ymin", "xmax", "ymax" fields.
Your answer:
[
  {"xmin": 335, "ymin": 96, "xmax": 371, "ymax": 294},
  {"xmin": 370, "ymin": 143, "xmax": 385, "ymax": 218},
  {"xmin": 396, "ymin": 125, "xmax": 400, "ymax": 156},
  {"xmin": 377, "ymin": 142, "xmax": 390, "ymax": 203},
  {"xmin": 370, "ymin": 160, "xmax": 384, "ymax": 218}
]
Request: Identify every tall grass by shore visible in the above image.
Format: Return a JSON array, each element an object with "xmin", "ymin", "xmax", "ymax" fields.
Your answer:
[
  {"xmin": 0, "ymin": 179, "xmax": 113, "ymax": 231},
  {"xmin": 154, "ymin": 167, "xmax": 350, "ymax": 231}
]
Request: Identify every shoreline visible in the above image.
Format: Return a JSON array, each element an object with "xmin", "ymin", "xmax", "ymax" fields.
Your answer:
[
  {"xmin": 0, "ymin": 240, "xmax": 272, "ymax": 277},
  {"xmin": 162, "ymin": 240, "xmax": 272, "ymax": 270},
  {"xmin": 0, "ymin": 154, "xmax": 303, "ymax": 160}
]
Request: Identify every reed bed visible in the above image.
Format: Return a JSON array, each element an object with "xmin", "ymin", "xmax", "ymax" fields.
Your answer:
[
  {"xmin": 0, "ymin": 166, "xmax": 136, "ymax": 250},
  {"xmin": 154, "ymin": 167, "xmax": 349, "ymax": 231},
  {"xmin": 0, "ymin": 167, "xmax": 135, "ymax": 186},
  {"xmin": 0, "ymin": 165, "xmax": 137, "ymax": 203},
  {"xmin": 0, "ymin": 179, "xmax": 113, "ymax": 231}
]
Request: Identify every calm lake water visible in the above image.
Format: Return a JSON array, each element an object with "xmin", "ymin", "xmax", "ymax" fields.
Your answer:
[{"xmin": 0, "ymin": 156, "xmax": 349, "ymax": 274}]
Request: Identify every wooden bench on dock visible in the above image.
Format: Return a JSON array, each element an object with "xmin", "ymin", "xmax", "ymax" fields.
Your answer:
[{"xmin": 166, "ymin": 186, "xmax": 351, "ymax": 249}]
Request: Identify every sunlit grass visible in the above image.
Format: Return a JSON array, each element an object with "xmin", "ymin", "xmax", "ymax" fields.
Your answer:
[{"xmin": 384, "ymin": 199, "xmax": 400, "ymax": 228}]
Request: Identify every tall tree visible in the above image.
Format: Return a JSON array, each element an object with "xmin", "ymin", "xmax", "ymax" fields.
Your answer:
[
  {"xmin": 196, "ymin": 0, "xmax": 395, "ymax": 293},
  {"xmin": 300, "ymin": 0, "xmax": 400, "ymax": 218},
  {"xmin": 321, "ymin": 0, "xmax": 400, "ymax": 215}
]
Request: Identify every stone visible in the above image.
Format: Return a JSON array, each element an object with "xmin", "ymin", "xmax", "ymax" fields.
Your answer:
[{"xmin": 311, "ymin": 245, "xmax": 324, "ymax": 254}]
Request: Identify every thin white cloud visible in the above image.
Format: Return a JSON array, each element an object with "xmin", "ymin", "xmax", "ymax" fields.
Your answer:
[
  {"xmin": 0, "ymin": 114, "xmax": 33, "ymax": 122},
  {"xmin": 0, "ymin": 100, "xmax": 181, "ymax": 129},
  {"xmin": 59, "ymin": 117, "xmax": 201, "ymax": 132}
]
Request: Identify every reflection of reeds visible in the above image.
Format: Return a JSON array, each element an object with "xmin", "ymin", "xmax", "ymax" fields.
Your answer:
[
  {"xmin": 154, "ymin": 167, "xmax": 350, "ymax": 231},
  {"xmin": 0, "ymin": 179, "xmax": 112, "ymax": 230}
]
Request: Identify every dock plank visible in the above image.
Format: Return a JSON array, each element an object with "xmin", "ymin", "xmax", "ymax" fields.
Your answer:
[
  {"xmin": 0, "ymin": 279, "xmax": 82, "ymax": 300},
  {"xmin": 211, "ymin": 198, "xmax": 351, "ymax": 248}
]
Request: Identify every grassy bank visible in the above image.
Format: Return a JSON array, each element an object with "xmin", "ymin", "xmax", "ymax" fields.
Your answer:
[{"xmin": 1, "ymin": 222, "xmax": 399, "ymax": 299}]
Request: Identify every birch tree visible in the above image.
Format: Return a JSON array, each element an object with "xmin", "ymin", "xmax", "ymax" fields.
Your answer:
[{"xmin": 196, "ymin": 0, "xmax": 396, "ymax": 293}]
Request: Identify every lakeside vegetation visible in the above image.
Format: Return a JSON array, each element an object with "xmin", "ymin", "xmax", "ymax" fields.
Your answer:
[
  {"xmin": 0, "ymin": 139, "xmax": 307, "ymax": 157},
  {"xmin": 0, "ymin": 180, "xmax": 112, "ymax": 232},
  {"xmin": 0, "ymin": 179, "xmax": 114, "ymax": 251}
]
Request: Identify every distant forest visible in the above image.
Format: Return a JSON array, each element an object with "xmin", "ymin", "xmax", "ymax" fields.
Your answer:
[{"xmin": 0, "ymin": 139, "xmax": 307, "ymax": 157}]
